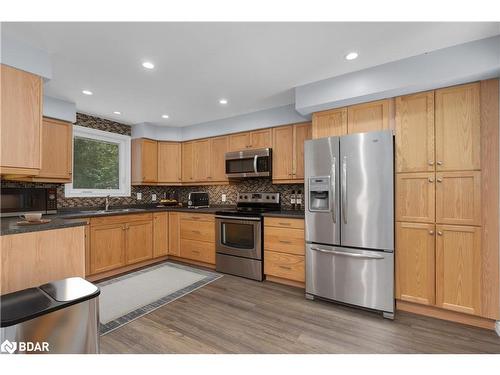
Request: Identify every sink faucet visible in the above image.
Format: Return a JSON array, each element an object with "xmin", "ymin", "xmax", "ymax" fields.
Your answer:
[{"xmin": 105, "ymin": 195, "xmax": 111, "ymax": 211}]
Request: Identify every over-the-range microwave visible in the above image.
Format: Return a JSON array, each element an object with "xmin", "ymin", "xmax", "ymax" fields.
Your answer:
[{"xmin": 225, "ymin": 148, "xmax": 272, "ymax": 178}]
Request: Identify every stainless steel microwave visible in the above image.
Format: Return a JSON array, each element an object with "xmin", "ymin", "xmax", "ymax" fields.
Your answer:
[
  {"xmin": 0, "ymin": 188, "xmax": 58, "ymax": 217},
  {"xmin": 225, "ymin": 148, "xmax": 272, "ymax": 178}
]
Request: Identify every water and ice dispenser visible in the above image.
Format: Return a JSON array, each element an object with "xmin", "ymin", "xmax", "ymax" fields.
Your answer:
[{"xmin": 308, "ymin": 176, "xmax": 331, "ymax": 212}]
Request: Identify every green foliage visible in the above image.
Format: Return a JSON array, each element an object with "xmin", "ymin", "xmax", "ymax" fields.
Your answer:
[{"xmin": 73, "ymin": 137, "xmax": 119, "ymax": 189}]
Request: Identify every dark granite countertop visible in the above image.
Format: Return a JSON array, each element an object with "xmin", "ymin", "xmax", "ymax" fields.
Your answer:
[
  {"xmin": 262, "ymin": 210, "xmax": 305, "ymax": 219},
  {"xmin": 1, "ymin": 215, "xmax": 89, "ymax": 236}
]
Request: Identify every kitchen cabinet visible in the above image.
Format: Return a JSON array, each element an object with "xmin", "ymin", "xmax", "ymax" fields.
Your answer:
[
  {"xmin": 0, "ymin": 226, "xmax": 85, "ymax": 294},
  {"xmin": 90, "ymin": 223, "xmax": 126, "ymax": 274},
  {"xmin": 181, "ymin": 141, "xmax": 194, "ymax": 182},
  {"xmin": 126, "ymin": 220, "xmax": 153, "ymax": 265},
  {"xmin": 132, "ymin": 138, "xmax": 158, "ymax": 184},
  {"xmin": 395, "ymin": 91, "xmax": 435, "ymax": 172},
  {"xmin": 435, "ymin": 225, "xmax": 481, "ymax": 315},
  {"xmin": 158, "ymin": 141, "xmax": 182, "ymax": 184},
  {"xmin": 264, "ymin": 251, "xmax": 305, "ymax": 283},
  {"xmin": 311, "ymin": 107, "xmax": 347, "ymax": 139},
  {"xmin": 178, "ymin": 213, "xmax": 215, "ymax": 265},
  {"xmin": 210, "ymin": 136, "xmax": 229, "ymax": 182},
  {"xmin": 435, "ymin": 83, "xmax": 481, "ymax": 171},
  {"xmin": 395, "ymin": 222, "xmax": 435, "ymax": 305},
  {"xmin": 228, "ymin": 129, "xmax": 272, "ymax": 151},
  {"xmin": 396, "ymin": 172, "xmax": 435, "ymax": 223},
  {"xmin": 347, "ymin": 99, "xmax": 392, "ymax": 134},
  {"xmin": 435, "ymin": 171, "xmax": 481, "ymax": 226},
  {"xmin": 153, "ymin": 212, "xmax": 169, "ymax": 257},
  {"xmin": 193, "ymin": 139, "xmax": 211, "ymax": 182},
  {"xmin": 0, "ymin": 64, "xmax": 43, "ymax": 176},
  {"xmin": 168, "ymin": 212, "xmax": 180, "ymax": 256},
  {"xmin": 272, "ymin": 122, "xmax": 311, "ymax": 183}
]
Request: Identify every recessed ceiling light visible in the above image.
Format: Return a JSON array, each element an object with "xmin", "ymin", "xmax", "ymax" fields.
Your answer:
[
  {"xmin": 161, "ymin": 114, "xmax": 169, "ymax": 119},
  {"xmin": 82, "ymin": 90, "xmax": 93, "ymax": 95},
  {"xmin": 345, "ymin": 52, "xmax": 359, "ymax": 61},
  {"xmin": 142, "ymin": 61, "xmax": 155, "ymax": 69},
  {"xmin": 113, "ymin": 111, "xmax": 121, "ymax": 115},
  {"xmin": 219, "ymin": 98, "xmax": 228, "ymax": 105}
]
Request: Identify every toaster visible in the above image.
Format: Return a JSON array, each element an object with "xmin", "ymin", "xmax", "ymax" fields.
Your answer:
[{"xmin": 187, "ymin": 192, "xmax": 209, "ymax": 209}]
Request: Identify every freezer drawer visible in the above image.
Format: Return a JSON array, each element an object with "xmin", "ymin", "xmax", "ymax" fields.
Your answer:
[{"xmin": 306, "ymin": 244, "xmax": 394, "ymax": 313}]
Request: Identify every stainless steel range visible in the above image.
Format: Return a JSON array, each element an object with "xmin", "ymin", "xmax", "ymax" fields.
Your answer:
[{"xmin": 215, "ymin": 192, "xmax": 280, "ymax": 281}]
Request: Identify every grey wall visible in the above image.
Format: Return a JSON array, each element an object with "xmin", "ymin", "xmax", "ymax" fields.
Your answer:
[
  {"xmin": 43, "ymin": 96, "xmax": 77, "ymax": 123},
  {"xmin": 295, "ymin": 35, "xmax": 500, "ymax": 115}
]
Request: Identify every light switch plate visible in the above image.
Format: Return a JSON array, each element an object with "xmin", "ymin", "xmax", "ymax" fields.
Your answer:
[
  {"xmin": 136, "ymin": 192, "xmax": 142, "ymax": 200},
  {"xmin": 221, "ymin": 193, "xmax": 227, "ymax": 202},
  {"xmin": 152, "ymin": 193, "xmax": 157, "ymax": 201}
]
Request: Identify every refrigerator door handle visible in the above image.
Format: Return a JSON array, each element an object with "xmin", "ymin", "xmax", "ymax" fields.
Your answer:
[
  {"xmin": 310, "ymin": 247, "xmax": 385, "ymax": 260},
  {"xmin": 342, "ymin": 156, "xmax": 347, "ymax": 224},
  {"xmin": 331, "ymin": 158, "xmax": 336, "ymax": 223}
]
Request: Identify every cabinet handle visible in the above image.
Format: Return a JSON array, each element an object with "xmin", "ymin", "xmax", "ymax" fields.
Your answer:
[
  {"xmin": 428, "ymin": 178, "xmax": 434, "ymax": 183},
  {"xmin": 278, "ymin": 222, "xmax": 291, "ymax": 226},
  {"xmin": 428, "ymin": 161, "xmax": 434, "ymax": 166},
  {"xmin": 429, "ymin": 230, "xmax": 434, "ymax": 235},
  {"xmin": 437, "ymin": 231, "xmax": 443, "ymax": 236},
  {"xmin": 279, "ymin": 265, "xmax": 292, "ymax": 270},
  {"xmin": 279, "ymin": 240, "xmax": 292, "ymax": 244},
  {"xmin": 437, "ymin": 178, "xmax": 443, "ymax": 183},
  {"xmin": 192, "ymin": 250, "xmax": 200, "ymax": 254},
  {"xmin": 192, "ymin": 230, "xmax": 201, "ymax": 234},
  {"xmin": 437, "ymin": 161, "xmax": 443, "ymax": 166}
]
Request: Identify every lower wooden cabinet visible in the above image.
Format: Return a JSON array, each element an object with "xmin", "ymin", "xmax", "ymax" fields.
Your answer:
[
  {"xmin": 264, "ymin": 251, "xmax": 305, "ymax": 283},
  {"xmin": 153, "ymin": 212, "xmax": 169, "ymax": 257},
  {"xmin": 126, "ymin": 220, "xmax": 153, "ymax": 265},
  {"xmin": 435, "ymin": 224, "xmax": 481, "ymax": 315},
  {"xmin": 395, "ymin": 222, "xmax": 436, "ymax": 305},
  {"xmin": 168, "ymin": 212, "xmax": 180, "ymax": 256},
  {"xmin": 180, "ymin": 239, "xmax": 215, "ymax": 264},
  {"xmin": 396, "ymin": 172, "xmax": 435, "ymax": 223},
  {"xmin": 178, "ymin": 213, "xmax": 215, "ymax": 265},
  {"xmin": 90, "ymin": 223, "xmax": 126, "ymax": 274}
]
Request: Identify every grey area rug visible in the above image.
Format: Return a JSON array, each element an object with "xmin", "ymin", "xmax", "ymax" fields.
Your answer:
[{"xmin": 98, "ymin": 261, "xmax": 222, "ymax": 335}]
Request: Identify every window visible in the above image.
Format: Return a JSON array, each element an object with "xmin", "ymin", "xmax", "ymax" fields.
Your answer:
[{"xmin": 65, "ymin": 126, "xmax": 131, "ymax": 197}]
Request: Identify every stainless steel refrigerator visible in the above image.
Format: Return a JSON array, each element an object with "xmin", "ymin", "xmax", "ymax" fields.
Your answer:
[{"xmin": 304, "ymin": 130, "xmax": 395, "ymax": 318}]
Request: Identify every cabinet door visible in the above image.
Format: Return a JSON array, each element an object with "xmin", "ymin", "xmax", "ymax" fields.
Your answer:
[
  {"xmin": 193, "ymin": 139, "xmax": 211, "ymax": 182},
  {"xmin": 153, "ymin": 212, "xmax": 168, "ymax": 257},
  {"xmin": 0, "ymin": 64, "xmax": 42, "ymax": 173},
  {"xmin": 90, "ymin": 224, "xmax": 125, "ymax": 274},
  {"xmin": 210, "ymin": 136, "xmax": 228, "ymax": 182},
  {"xmin": 436, "ymin": 225, "xmax": 481, "ymax": 315},
  {"xmin": 395, "ymin": 91, "xmax": 435, "ymax": 172},
  {"xmin": 141, "ymin": 139, "xmax": 158, "ymax": 182},
  {"xmin": 435, "ymin": 83, "xmax": 480, "ymax": 171},
  {"xmin": 293, "ymin": 122, "xmax": 312, "ymax": 179},
  {"xmin": 38, "ymin": 118, "xmax": 73, "ymax": 181},
  {"xmin": 311, "ymin": 107, "xmax": 347, "ymax": 139},
  {"xmin": 272, "ymin": 126, "xmax": 294, "ymax": 180},
  {"xmin": 168, "ymin": 212, "xmax": 180, "ymax": 256},
  {"xmin": 435, "ymin": 171, "xmax": 481, "ymax": 226},
  {"xmin": 347, "ymin": 99, "xmax": 390, "ymax": 134},
  {"xmin": 250, "ymin": 128, "xmax": 272, "ymax": 149},
  {"xmin": 182, "ymin": 141, "xmax": 194, "ymax": 182},
  {"xmin": 158, "ymin": 142, "xmax": 181, "ymax": 183},
  {"xmin": 229, "ymin": 132, "xmax": 250, "ymax": 151},
  {"xmin": 126, "ymin": 220, "xmax": 153, "ymax": 265},
  {"xmin": 395, "ymin": 222, "xmax": 435, "ymax": 305},
  {"xmin": 396, "ymin": 172, "xmax": 435, "ymax": 223}
]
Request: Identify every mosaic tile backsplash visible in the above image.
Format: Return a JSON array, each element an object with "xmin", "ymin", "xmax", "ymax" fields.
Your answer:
[{"xmin": 1, "ymin": 113, "xmax": 305, "ymax": 210}]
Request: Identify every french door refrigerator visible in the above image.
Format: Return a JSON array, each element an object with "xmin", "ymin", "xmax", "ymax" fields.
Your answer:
[{"xmin": 304, "ymin": 130, "xmax": 394, "ymax": 318}]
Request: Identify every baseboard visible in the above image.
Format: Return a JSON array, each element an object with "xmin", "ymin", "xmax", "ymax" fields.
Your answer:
[
  {"xmin": 265, "ymin": 275, "xmax": 305, "ymax": 289},
  {"xmin": 86, "ymin": 256, "xmax": 168, "ymax": 282},
  {"xmin": 396, "ymin": 300, "xmax": 496, "ymax": 331},
  {"xmin": 167, "ymin": 255, "xmax": 216, "ymax": 270}
]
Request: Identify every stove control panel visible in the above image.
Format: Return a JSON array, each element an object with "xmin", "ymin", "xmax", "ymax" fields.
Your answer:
[{"xmin": 237, "ymin": 192, "xmax": 280, "ymax": 204}]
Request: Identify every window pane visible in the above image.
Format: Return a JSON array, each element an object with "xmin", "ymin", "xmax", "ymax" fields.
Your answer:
[{"xmin": 73, "ymin": 136, "xmax": 120, "ymax": 189}]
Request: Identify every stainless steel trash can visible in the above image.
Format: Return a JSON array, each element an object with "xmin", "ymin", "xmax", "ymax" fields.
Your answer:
[{"xmin": 1, "ymin": 277, "xmax": 100, "ymax": 354}]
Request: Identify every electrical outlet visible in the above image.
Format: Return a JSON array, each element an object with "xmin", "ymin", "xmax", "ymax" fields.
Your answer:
[
  {"xmin": 221, "ymin": 193, "xmax": 227, "ymax": 202},
  {"xmin": 136, "ymin": 192, "xmax": 142, "ymax": 200},
  {"xmin": 152, "ymin": 193, "xmax": 157, "ymax": 201}
]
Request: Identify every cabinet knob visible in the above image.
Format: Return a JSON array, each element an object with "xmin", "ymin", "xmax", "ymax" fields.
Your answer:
[
  {"xmin": 437, "ymin": 178, "xmax": 443, "ymax": 183},
  {"xmin": 437, "ymin": 161, "xmax": 443, "ymax": 166},
  {"xmin": 428, "ymin": 161, "xmax": 434, "ymax": 166},
  {"xmin": 437, "ymin": 231, "xmax": 443, "ymax": 236},
  {"xmin": 429, "ymin": 230, "xmax": 434, "ymax": 235},
  {"xmin": 428, "ymin": 178, "xmax": 434, "ymax": 183}
]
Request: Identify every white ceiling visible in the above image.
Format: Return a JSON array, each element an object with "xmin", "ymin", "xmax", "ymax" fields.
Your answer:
[{"xmin": 3, "ymin": 22, "xmax": 499, "ymax": 127}]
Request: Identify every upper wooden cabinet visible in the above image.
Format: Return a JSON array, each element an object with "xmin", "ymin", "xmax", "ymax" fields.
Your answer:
[
  {"xmin": 229, "ymin": 129, "xmax": 272, "ymax": 151},
  {"xmin": 312, "ymin": 107, "xmax": 347, "ymax": 139},
  {"xmin": 435, "ymin": 83, "xmax": 481, "ymax": 171},
  {"xmin": 210, "ymin": 136, "xmax": 229, "ymax": 182},
  {"xmin": 0, "ymin": 64, "xmax": 43, "ymax": 175},
  {"xmin": 395, "ymin": 91, "xmax": 435, "ymax": 172},
  {"xmin": 272, "ymin": 122, "xmax": 311, "ymax": 182},
  {"xmin": 132, "ymin": 138, "xmax": 158, "ymax": 184},
  {"xmin": 158, "ymin": 142, "xmax": 182, "ymax": 184},
  {"xmin": 347, "ymin": 99, "xmax": 392, "ymax": 134},
  {"xmin": 192, "ymin": 139, "xmax": 211, "ymax": 182},
  {"xmin": 396, "ymin": 222, "xmax": 436, "ymax": 305},
  {"xmin": 435, "ymin": 224, "xmax": 481, "ymax": 315},
  {"xmin": 181, "ymin": 141, "xmax": 194, "ymax": 182},
  {"xmin": 396, "ymin": 172, "xmax": 435, "ymax": 223}
]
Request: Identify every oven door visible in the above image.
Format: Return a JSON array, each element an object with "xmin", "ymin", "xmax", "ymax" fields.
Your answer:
[{"xmin": 215, "ymin": 216, "xmax": 262, "ymax": 260}]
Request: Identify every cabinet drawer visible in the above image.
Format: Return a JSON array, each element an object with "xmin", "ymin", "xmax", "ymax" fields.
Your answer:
[
  {"xmin": 90, "ymin": 213, "xmax": 152, "ymax": 226},
  {"xmin": 180, "ymin": 239, "xmax": 215, "ymax": 264},
  {"xmin": 179, "ymin": 212, "xmax": 215, "ymax": 222},
  {"xmin": 180, "ymin": 220, "xmax": 215, "ymax": 242},
  {"xmin": 264, "ymin": 250, "xmax": 304, "ymax": 282},
  {"xmin": 264, "ymin": 226, "xmax": 304, "ymax": 255},
  {"xmin": 264, "ymin": 217, "xmax": 304, "ymax": 229}
]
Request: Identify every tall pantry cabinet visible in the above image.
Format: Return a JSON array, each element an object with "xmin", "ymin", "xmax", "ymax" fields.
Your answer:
[{"xmin": 395, "ymin": 80, "xmax": 499, "ymax": 323}]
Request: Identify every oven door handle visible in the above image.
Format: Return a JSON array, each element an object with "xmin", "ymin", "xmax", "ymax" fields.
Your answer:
[
  {"xmin": 253, "ymin": 155, "xmax": 258, "ymax": 174},
  {"xmin": 215, "ymin": 215, "xmax": 262, "ymax": 221}
]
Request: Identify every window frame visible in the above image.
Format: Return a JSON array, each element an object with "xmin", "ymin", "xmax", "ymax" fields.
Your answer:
[{"xmin": 65, "ymin": 125, "xmax": 131, "ymax": 198}]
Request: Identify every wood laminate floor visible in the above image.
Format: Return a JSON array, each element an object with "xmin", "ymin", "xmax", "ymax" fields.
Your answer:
[{"xmin": 100, "ymin": 274, "xmax": 500, "ymax": 354}]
